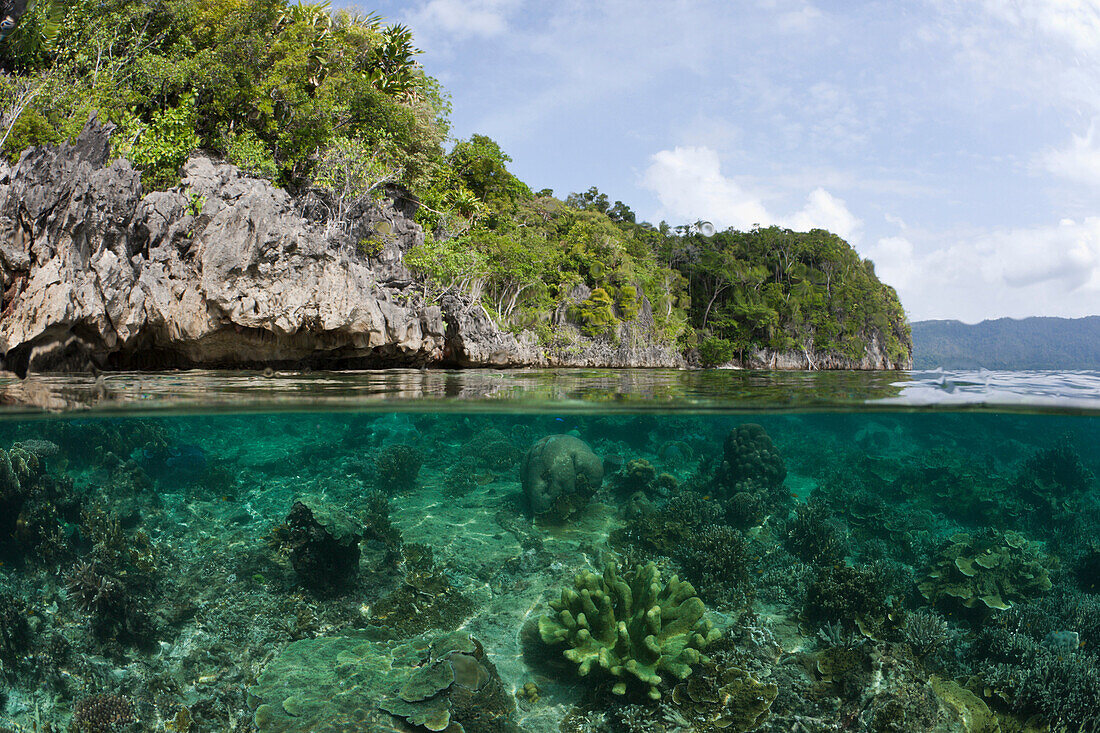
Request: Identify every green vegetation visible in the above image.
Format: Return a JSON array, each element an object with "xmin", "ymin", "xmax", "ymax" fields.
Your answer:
[{"xmin": 0, "ymin": 0, "xmax": 910, "ymax": 364}]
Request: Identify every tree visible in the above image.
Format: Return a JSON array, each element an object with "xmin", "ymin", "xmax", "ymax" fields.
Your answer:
[{"xmin": 311, "ymin": 136, "xmax": 401, "ymax": 239}]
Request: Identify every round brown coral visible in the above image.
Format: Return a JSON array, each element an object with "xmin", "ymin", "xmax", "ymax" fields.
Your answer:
[{"xmin": 70, "ymin": 693, "xmax": 134, "ymax": 733}]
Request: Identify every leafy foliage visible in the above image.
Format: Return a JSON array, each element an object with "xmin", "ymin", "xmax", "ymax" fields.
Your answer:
[
  {"xmin": 0, "ymin": 0, "xmax": 446, "ymax": 190},
  {"xmin": 669, "ymin": 226, "xmax": 911, "ymax": 364}
]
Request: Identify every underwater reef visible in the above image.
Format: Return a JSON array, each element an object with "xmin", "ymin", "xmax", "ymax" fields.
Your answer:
[{"xmin": 0, "ymin": 411, "xmax": 1096, "ymax": 733}]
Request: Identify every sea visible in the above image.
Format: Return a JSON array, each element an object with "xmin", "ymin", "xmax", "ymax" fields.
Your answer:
[{"xmin": 0, "ymin": 368, "xmax": 1097, "ymax": 733}]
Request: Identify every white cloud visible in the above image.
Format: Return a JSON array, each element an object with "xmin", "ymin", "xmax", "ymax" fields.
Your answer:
[
  {"xmin": 777, "ymin": 4, "xmax": 823, "ymax": 32},
  {"xmin": 787, "ymin": 188, "xmax": 862, "ymax": 243},
  {"xmin": 640, "ymin": 146, "xmax": 862, "ymax": 241},
  {"xmin": 863, "ymin": 218, "xmax": 1100, "ymax": 321},
  {"xmin": 884, "ymin": 213, "xmax": 908, "ymax": 230},
  {"xmin": 980, "ymin": 0, "xmax": 1100, "ymax": 55},
  {"xmin": 640, "ymin": 147, "xmax": 769, "ymax": 230},
  {"xmin": 406, "ymin": 0, "xmax": 519, "ymax": 40},
  {"xmin": 864, "ymin": 236, "xmax": 915, "ymax": 290},
  {"xmin": 1039, "ymin": 122, "xmax": 1100, "ymax": 186}
]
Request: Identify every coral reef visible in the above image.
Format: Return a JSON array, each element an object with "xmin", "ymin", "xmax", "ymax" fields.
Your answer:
[
  {"xmin": 360, "ymin": 489, "xmax": 403, "ymax": 564},
  {"xmin": 63, "ymin": 505, "xmax": 159, "ymax": 645},
  {"xmin": 462, "ymin": 428, "xmax": 522, "ymax": 473},
  {"xmin": 611, "ymin": 459, "xmax": 677, "ymax": 498},
  {"xmin": 967, "ymin": 598, "xmax": 1100, "ymax": 732},
  {"xmin": 900, "ymin": 609, "xmax": 949, "ymax": 659},
  {"xmin": 1011, "ymin": 438, "xmax": 1094, "ymax": 528},
  {"xmin": 0, "ymin": 406, "xmax": 1096, "ymax": 733},
  {"xmin": 918, "ymin": 530, "xmax": 1054, "ymax": 611},
  {"xmin": 521, "ymin": 434, "xmax": 604, "ymax": 519},
  {"xmin": 676, "ymin": 524, "xmax": 749, "ymax": 604},
  {"xmin": 668, "ymin": 663, "xmax": 778, "ymax": 732},
  {"xmin": 0, "ymin": 440, "xmax": 78, "ymax": 564},
  {"xmin": 369, "ymin": 544, "xmax": 477, "ymax": 636},
  {"xmin": 538, "ymin": 559, "xmax": 720, "ymax": 699},
  {"xmin": 784, "ymin": 501, "xmax": 849, "ymax": 566},
  {"xmin": 803, "ymin": 563, "xmax": 901, "ymax": 638},
  {"xmin": 0, "ymin": 591, "xmax": 30, "ymax": 677},
  {"xmin": 611, "ymin": 491, "xmax": 722, "ymax": 558}
]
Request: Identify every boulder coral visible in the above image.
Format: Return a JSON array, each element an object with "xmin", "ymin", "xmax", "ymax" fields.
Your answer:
[
  {"xmin": 717, "ymin": 424, "xmax": 786, "ymax": 490},
  {"xmin": 520, "ymin": 434, "xmax": 604, "ymax": 519},
  {"xmin": 711, "ymin": 424, "xmax": 790, "ymax": 529},
  {"xmin": 538, "ymin": 560, "xmax": 719, "ymax": 699}
]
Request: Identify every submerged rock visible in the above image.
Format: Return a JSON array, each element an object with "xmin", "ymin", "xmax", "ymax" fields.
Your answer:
[{"xmin": 280, "ymin": 497, "xmax": 363, "ymax": 590}]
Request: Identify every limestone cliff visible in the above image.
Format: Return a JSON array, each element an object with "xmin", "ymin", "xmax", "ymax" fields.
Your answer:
[{"xmin": 0, "ymin": 120, "xmax": 903, "ymax": 374}]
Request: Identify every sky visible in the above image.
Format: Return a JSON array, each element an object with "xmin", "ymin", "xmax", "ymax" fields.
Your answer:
[{"xmin": 348, "ymin": 0, "xmax": 1100, "ymax": 323}]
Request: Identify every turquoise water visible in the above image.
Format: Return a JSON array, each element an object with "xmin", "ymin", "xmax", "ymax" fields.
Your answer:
[{"xmin": 0, "ymin": 370, "xmax": 1098, "ymax": 733}]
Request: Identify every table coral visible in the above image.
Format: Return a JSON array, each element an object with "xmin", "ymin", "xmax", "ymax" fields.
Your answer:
[
  {"xmin": 919, "ymin": 530, "xmax": 1054, "ymax": 611},
  {"xmin": 249, "ymin": 630, "xmax": 516, "ymax": 733},
  {"xmin": 538, "ymin": 559, "xmax": 719, "ymax": 699}
]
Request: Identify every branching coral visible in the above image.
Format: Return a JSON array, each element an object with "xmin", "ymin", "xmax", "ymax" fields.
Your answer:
[
  {"xmin": 784, "ymin": 501, "xmax": 849, "ymax": 566},
  {"xmin": 70, "ymin": 693, "xmax": 135, "ymax": 733},
  {"xmin": 804, "ymin": 563, "xmax": 901, "ymax": 639},
  {"xmin": 1011, "ymin": 438, "xmax": 1095, "ymax": 528},
  {"xmin": 538, "ymin": 560, "xmax": 720, "ymax": 699},
  {"xmin": 677, "ymin": 524, "xmax": 749, "ymax": 604},
  {"xmin": 372, "ymin": 444, "xmax": 423, "ymax": 494},
  {"xmin": 0, "ymin": 591, "xmax": 30, "ymax": 677}
]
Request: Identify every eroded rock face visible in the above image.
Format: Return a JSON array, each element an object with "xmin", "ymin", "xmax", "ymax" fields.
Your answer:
[{"xmin": 0, "ymin": 119, "xmax": 449, "ymax": 374}]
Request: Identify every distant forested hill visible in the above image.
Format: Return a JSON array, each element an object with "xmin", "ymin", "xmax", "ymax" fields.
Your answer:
[{"xmin": 911, "ymin": 317, "xmax": 1100, "ymax": 370}]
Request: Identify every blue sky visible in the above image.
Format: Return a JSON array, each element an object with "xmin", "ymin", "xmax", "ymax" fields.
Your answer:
[{"xmin": 351, "ymin": 0, "xmax": 1100, "ymax": 323}]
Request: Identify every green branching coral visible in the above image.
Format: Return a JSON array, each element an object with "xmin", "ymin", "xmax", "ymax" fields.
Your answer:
[
  {"xmin": 538, "ymin": 560, "xmax": 719, "ymax": 699},
  {"xmin": 919, "ymin": 530, "xmax": 1054, "ymax": 611}
]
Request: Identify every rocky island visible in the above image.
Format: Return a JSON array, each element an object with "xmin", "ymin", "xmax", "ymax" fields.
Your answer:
[{"xmin": 0, "ymin": 2, "xmax": 911, "ymax": 374}]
